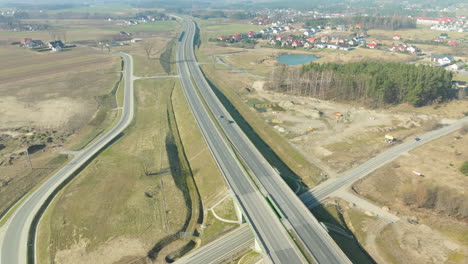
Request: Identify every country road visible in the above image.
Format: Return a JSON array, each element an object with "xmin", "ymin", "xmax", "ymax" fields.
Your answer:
[{"xmin": 0, "ymin": 52, "xmax": 134, "ymax": 264}]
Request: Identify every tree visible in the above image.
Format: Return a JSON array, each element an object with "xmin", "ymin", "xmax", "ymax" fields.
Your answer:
[{"xmin": 142, "ymin": 41, "xmax": 156, "ymax": 59}]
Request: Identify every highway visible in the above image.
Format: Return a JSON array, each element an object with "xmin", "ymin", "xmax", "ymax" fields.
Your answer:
[
  {"xmin": 181, "ymin": 17, "xmax": 351, "ymax": 264},
  {"xmin": 176, "ymin": 225, "xmax": 254, "ymax": 264},
  {"xmin": 0, "ymin": 53, "xmax": 135, "ymax": 264},
  {"xmin": 182, "ymin": 16, "xmax": 351, "ymax": 264},
  {"xmin": 176, "ymin": 18, "xmax": 306, "ymax": 264},
  {"xmin": 301, "ymin": 116, "xmax": 468, "ymax": 207}
]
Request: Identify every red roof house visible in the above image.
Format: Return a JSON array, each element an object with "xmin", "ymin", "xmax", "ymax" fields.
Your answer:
[{"xmin": 21, "ymin": 38, "xmax": 32, "ymax": 44}]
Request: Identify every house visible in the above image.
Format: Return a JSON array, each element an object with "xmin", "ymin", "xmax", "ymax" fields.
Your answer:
[
  {"xmin": 431, "ymin": 54, "xmax": 455, "ymax": 66},
  {"xmin": 336, "ymin": 25, "xmax": 347, "ymax": 31},
  {"xmin": 24, "ymin": 40, "xmax": 44, "ymax": 48},
  {"xmin": 339, "ymin": 44, "xmax": 351, "ymax": 51},
  {"xmin": 21, "ymin": 38, "xmax": 32, "ymax": 44},
  {"xmin": 291, "ymin": 40, "xmax": 301, "ymax": 48},
  {"xmin": 304, "ymin": 42, "xmax": 311, "ymax": 49},
  {"xmin": 355, "ymin": 24, "xmax": 363, "ymax": 29},
  {"xmin": 447, "ymin": 40, "xmax": 459, "ymax": 46},
  {"xmin": 393, "ymin": 34, "xmax": 401, "ymax": 40},
  {"xmin": 448, "ymin": 62, "xmax": 465, "ymax": 71},
  {"xmin": 48, "ymin": 40, "xmax": 64, "ymax": 52},
  {"xmin": 315, "ymin": 43, "xmax": 326, "ymax": 49},
  {"xmin": 439, "ymin": 33, "xmax": 449, "ymax": 39},
  {"xmin": 217, "ymin": 36, "xmax": 228, "ymax": 41},
  {"xmin": 406, "ymin": 46, "xmax": 419, "ymax": 54},
  {"xmin": 131, "ymin": 38, "xmax": 142, "ymax": 43},
  {"xmin": 366, "ymin": 43, "xmax": 377, "ymax": 49},
  {"xmin": 306, "ymin": 37, "xmax": 316, "ymax": 43},
  {"xmin": 327, "ymin": 44, "xmax": 338, "ymax": 49},
  {"xmin": 303, "ymin": 28, "xmax": 318, "ymax": 36},
  {"xmin": 247, "ymin": 31, "xmax": 256, "ymax": 38}
]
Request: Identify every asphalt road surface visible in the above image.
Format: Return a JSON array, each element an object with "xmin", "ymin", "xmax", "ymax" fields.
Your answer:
[
  {"xmin": 177, "ymin": 17, "xmax": 306, "ymax": 264},
  {"xmin": 181, "ymin": 17, "xmax": 351, "ymax": 264},
  {"xmin": 176, "ymin": 224, "xmax": 254, "ymax": 264},
  {"xmin": 0, "ymin": 53, "xmax": 135, "ymax": 264}
]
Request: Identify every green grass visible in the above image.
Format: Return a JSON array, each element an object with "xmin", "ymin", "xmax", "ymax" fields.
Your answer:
[
  {"xmin": 133, "ymin": 54, "xmax": 167, "ymax": 77},
  {"xmin": 238, "ymin": 250, "xmax": 262, "ymax": 264},
  {"xmin": 199, "ymin": 211, "xmax": 237, "ymax": 245},
  {"xmin": 212, "ymin": 196, "xmax": 237, "ymax": 221},
  {"xmin": 172, "ymin": 82, "xmax": 227, "ymax": 207}
]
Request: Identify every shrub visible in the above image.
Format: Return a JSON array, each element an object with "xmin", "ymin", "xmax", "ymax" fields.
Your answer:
[{"xmin": 460, "ymin": 161, "xmax": 468, "ymax": 176}]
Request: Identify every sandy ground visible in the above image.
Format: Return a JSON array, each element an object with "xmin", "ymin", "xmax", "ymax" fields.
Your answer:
[
  {"xmin": 54, "ymin": 236, "xmax": 147, "ymax": 264},
  {"xmin": 350, "ymin": 129, "xmax": 468, "ymax": 263},
  {"xmin": 247, "ymin": 81, "xmax": 468, "ymax": 175}
]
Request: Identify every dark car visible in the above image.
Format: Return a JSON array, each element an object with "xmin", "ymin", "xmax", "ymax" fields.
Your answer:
[
  {"xmin": 415, "ymin": 137, "xmax": 421, "ymax": 141},
  {"xmin": 219, "ymin": 115, "xmax": 224, "ymax": 119}
]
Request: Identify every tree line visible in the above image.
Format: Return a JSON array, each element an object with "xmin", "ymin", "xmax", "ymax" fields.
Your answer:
[
  {"xmin": 335, "ymin": 16, "xmax": 416, "ymax": 30},
  {"xmin": 304, "ymin": 16, "xmax": 416, "ymax": 30},
  {"xmin": 267, "ymin": 62, "xmax": 454, "ymax": 107}
]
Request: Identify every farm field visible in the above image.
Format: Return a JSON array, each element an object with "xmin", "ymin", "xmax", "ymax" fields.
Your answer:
[{"xmin": 0, "ymin": 43, "xmax": 121, "ymax": 217}]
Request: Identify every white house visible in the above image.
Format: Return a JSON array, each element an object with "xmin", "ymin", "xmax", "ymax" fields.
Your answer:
[{"xmin": 448, "ymin": 62, "xmax": 465, "ymax": 71}]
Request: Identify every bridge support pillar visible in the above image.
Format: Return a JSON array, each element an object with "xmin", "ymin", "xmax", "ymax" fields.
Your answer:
[
  {"xmin": 234, "ymin": 201, "xmax": 245, "ymax": 224},
  {"xmin": 253, "ymin": 238, "xmax": 262, "ymax": 252}
]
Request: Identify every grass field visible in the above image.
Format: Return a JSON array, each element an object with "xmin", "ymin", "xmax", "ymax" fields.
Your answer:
[
  {"xmin": 37, "ymin": 78, "xmax": 190, "ymax": 263},
  {"xmin": 126, "ymin": 21, "xmax": 176, "ymax": 33},
  {"xmin": 197, "ymin": 18, "xmax": 265, "ymax": 39},
  {"xmin": 47, "ymin": 4, "xmax": 135, "ymax": 14},
  {"xmin": 0, "ymin": 44, "xmax": 120, "ymax": 218},
  {"xmin": 172, "ymin": 84, "xmax": 227, "ymax": 207},
  {"xmin": 36, "ymin": 52, "xmax": 229, "ymax": 263}
]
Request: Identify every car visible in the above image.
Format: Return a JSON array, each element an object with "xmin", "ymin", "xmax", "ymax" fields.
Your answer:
[
  {"xmin": 219, "ymin": 115, "xmax": 224, "ymax": 119},
  {"xmin": 415, "ymin": 137, "xmax": 421, "ymax": 141},
  {"xmin": 227, "ymin": 120, "xmax": 235, "ymax": 124}
]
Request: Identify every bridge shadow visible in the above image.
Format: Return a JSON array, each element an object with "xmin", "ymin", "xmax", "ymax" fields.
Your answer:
[{"xmin": 200, "ymin": 69, "xmax": 376, "ymax": 264}]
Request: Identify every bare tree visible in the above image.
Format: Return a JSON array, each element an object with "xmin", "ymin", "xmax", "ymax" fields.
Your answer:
[{"xmin": 142, "ymin": 40, "xmax": 156, "ymax": 59}]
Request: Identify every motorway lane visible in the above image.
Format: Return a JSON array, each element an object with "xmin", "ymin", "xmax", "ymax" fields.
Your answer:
[
  {"xmin": 177, "ymin": 20, "xmax": 306, "ymax": 264},
  {"xmin": 301, "ymin": 116, "xmax": 468, "ymax": 207},
  {"xmin": 176, "ymin": 225, "xmax": 254, "ymax": 264},
  {"xmin": 182, "ymin": 18, "xmax": 351, "ymax": 264},
  {"xmin": 0, "ymin": 53, "xmax": 134, "ymax": 264}
]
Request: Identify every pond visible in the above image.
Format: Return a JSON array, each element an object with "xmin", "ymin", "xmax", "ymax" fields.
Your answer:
[{"xmin": 277, "ymin": 53, "xmax": 319, "ymax": 66}]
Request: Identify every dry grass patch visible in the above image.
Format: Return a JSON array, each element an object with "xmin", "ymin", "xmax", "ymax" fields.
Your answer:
[
  {"xmin": 0, "ymin": 44, "xmax": 120, "ymax": 217},
  {"xmin": 37, "ymin": 79, "xmax": 188, "ymax": 263}
]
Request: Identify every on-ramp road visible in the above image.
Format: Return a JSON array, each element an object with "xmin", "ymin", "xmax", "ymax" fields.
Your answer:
[{"xmin": 0, "ymin": 53, "xmax": 135, "ymax": 264}]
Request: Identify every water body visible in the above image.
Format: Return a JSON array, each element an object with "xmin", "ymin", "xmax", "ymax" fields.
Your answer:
[{"xmin": 277, "ymin": 53, "xmax": 318, "ymax": 66}]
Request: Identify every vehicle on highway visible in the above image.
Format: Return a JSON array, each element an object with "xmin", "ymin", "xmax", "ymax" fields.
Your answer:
[
  {"xmin": 415, "ymin": 137, "xmax": 421, "ymax": 141},
  {"xmin": 219, "ymin": 115, "xmax": 224, "ymax": 118}
]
